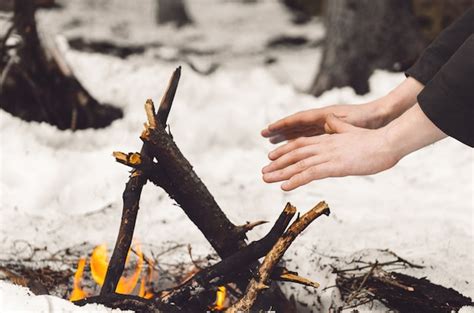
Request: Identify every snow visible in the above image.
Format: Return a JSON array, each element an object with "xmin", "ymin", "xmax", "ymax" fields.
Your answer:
[
  {"xmin": 1, "ymin": 0, "xmax": 473, "ymax": 312},
  {"xmin": 0, "ymin": 281, "xmax": 130, "ymax": 313}
]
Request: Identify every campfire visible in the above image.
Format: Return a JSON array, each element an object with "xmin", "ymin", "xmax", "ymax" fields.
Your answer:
[{"xmin": 64, "ymin": 67, "xmax": 331, "ymax": 312}]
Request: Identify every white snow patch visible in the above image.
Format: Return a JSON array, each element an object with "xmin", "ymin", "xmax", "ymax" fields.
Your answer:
[{"xmin": 0, "ymin": 281, "xmax": 129, "ymax": 313}]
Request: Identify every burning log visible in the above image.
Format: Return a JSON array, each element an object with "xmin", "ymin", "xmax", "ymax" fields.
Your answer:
[{"xmin": 74, "ymin": 67, "xmax": 330, "ymax": 312}]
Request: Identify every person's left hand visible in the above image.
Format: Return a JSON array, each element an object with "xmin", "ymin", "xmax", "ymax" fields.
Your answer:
[{"xmin": 261, "ymin": 114, "xmax": 401, "ymax": 191}]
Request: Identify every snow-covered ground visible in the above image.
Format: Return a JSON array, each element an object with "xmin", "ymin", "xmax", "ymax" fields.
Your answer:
[{"xmin": 0, "ymin": 0, "xmax": 473, "ymax": 312}]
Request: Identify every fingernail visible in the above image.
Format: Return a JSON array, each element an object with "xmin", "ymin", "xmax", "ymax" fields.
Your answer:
[{"xmin": 262, "ymin": 174, "xmax": 270, "ymax": 182}]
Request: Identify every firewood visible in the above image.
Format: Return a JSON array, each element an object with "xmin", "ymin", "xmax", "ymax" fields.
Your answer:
[
  {"xmin": 227, "ymin": 201, "xmax": 330, "ymax": 312},
  {"xmin": 100, "ymin": 68, "xmax": 181, "ymax": 296},
  {"xmin": 91, "ymin": 68, "xmax": 327, "ymax": 311}
]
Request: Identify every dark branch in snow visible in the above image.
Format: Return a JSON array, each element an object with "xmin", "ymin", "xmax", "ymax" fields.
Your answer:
[{"xmin": 100, "ymin": 68, "xmax": 181, "ymax": 296}]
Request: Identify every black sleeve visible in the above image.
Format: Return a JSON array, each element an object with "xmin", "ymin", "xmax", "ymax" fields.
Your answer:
[
  {"xmin": 417, "ymin": 34, "xmax": 474, "ymax": 147},
  {"xmin": 406, "ymin": 8, "xmax": 474, "ymax": 84}
]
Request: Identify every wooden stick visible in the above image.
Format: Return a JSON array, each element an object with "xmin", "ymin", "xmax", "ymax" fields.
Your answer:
[
  {"xmin": 227, "ymin": 201, "xmax": 330, "ymax": 312},
  {"xmin": 157, "ymin": 66, "xmax": 181, "ymax": 126},
  {"xmin": 271, "ymin": 267, "xmax": 320, "ymax": 288},
  {"xmin": 100, "ymin": 68, "xmax": 181, "ymax": 296}
]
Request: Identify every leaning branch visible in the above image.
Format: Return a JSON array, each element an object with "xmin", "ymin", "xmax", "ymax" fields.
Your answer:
[
  {"xmin": 227, "ymin": 201, "xmax": 330, "ymax": 312},
  {"xmin": 100, "ymin": 67, "xmax": 181, "ymax": 295}
]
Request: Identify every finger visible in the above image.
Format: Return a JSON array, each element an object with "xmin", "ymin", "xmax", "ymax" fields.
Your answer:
[
  {"xmin": 263, "ymin": 155, "xmax": 326, "ymax": 183},
  {"xmin": 264, "ymin": 124, "xmax": 322, "ymax": 142},
  {"xmin": 265, "ymin": 110, "xmax": 317, "ymax": 135},
  {"xmin": 281, "ymin": 162, "xmax": 336, "ymax": 191},
  {"xmin": 324, "ymin": 113, "xmax": 357, "ymax": 134},
  {"xmin": 268, "ymin": 136, "xmax": 322, "ymax": 160},
  {"xmin": 262, "ymin": 144, "xmax": 319, "ymax": 174},
  {"xmin": 267, "ymin": 126, "xmax": 325, "ymax": 144}
]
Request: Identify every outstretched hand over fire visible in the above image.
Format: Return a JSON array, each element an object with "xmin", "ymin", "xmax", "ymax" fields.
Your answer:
[
  {"xmin": 261, "ymin": 102, "xmax": 447, "ymax": 191},
  {"xmin": 261, "ymin": 114, "xmax": 400, "ymax": 191}
]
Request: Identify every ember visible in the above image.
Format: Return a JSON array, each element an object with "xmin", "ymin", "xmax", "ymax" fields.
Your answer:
[{"xmin": 213, "ymin": 286, "xmax": 227, "ymax": 310}]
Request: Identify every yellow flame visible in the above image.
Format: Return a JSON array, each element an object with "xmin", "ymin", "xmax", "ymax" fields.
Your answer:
[
  {"xmin": 90, "ymin": 243, "xmax": 144, "ymax": 294},
  {"xmin": 90, "ymin": 244, "xmax": 108, "ymax": 286},
  {"xmin": 116, "ymin": 243, "xmax": 144, "ymax": 294},
  {"xmin": 214, "ymin": 286, "xmax": 227, "ymax": 310},
  {"xmin": 69, "ymin": 257, "xmax": 87, "ymax": 301},
  {"xmin": 70, "ymin": 242, "xmax": 153, "ymax": 302}
]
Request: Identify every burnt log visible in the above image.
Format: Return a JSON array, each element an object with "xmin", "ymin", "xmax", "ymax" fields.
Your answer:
[
  {"xmin": 0, "ymin": 0, "xmax": 122, "ymax": 130},
  {"xmin": 337, "ymin": 266, "xmax": 473, "ymax": 312}
]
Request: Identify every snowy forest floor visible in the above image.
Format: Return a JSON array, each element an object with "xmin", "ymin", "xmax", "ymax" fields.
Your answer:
[{"xmin": 0, "ymin": 0, "xmax": 473, "ymax": 312}]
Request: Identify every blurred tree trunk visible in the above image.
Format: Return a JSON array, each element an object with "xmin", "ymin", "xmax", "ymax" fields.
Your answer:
[
  {"xmin": 310, "ymin": 0, "xmax": 425, "ymax": 96},
  {"xmin": 281, "ymin": 0, "xmax": 325, "ymax": 24},
  {"xmin": 156, "ymin": 0, "xmax": 192, "ymax": 27},
  {"xmin": 0, "ymin": 0, "xmax": 122, "ymax": 129}
]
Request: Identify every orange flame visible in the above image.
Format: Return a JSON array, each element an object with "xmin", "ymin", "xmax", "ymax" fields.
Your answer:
[
  {"xmin": 69, "ymin": 242, "xmax": 153, "ymax": 301},
  {"xmin": 69, "ymin": 257, "xmax": 87, "ymax": 301},
  {"xmin": 138, "ymin": 258, "xmax": 154, "ymax": 299},
  {"xmin": 213, "ymin": 286, "xmax": 227, "ymax": 310}
]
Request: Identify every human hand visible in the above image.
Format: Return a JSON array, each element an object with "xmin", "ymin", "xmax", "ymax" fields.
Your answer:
[
  {"xmin": 261, "ymin": 77, "xmax": 424, "ymax": 144},
  {"xmin": 261, "ymin": 101, "xmax": 388, "ymax": 144},
  {"xmin": 262, "ymin": 114, "xmax": 400, "ymax": 191}
]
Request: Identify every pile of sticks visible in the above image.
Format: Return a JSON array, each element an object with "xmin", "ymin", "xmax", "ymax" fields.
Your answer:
[{"xmin": 75, "ymin": 67, "xmax": 330, "ymax": 312}]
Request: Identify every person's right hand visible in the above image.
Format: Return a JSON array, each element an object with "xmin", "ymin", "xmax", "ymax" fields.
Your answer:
[{"xmin": 261, "ymin": 101, "xmax": 388, "ymax": 144}]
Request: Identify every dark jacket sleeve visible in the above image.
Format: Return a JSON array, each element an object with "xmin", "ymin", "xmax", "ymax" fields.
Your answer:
[
  {"xmin": 417, "ymin": 34, "xmax": 474, "ymax": 147},
  {"xmin": 406, "ymin": 8, "xmax": 474, "ymax": 84}
]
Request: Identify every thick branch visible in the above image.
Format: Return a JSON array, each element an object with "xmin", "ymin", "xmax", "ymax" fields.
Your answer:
[
  {"xmin": 100, "ymin": 68, "xmax": 181, "ymax": 295},
  {"xmin": 227, "ymin": 201, "xmax": 330, "ymax": 312},
  {"xmin": 141, "ymin": 123, "xmax": 246, "ymax": 259}
]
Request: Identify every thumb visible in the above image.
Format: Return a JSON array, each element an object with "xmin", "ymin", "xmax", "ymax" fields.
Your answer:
[{"xmin": 324, "ymin": 113, "xmax": 357, "ymax": 134}]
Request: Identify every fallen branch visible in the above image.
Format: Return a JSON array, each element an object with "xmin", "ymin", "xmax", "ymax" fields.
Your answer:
[{"xmin": 336, "ymin": 260, "xmax": 473, "ymax": 312}]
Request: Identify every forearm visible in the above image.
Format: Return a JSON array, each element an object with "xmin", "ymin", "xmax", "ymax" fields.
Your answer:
[{"xmin": 382, "ymin": 103, "xmax": 447, "ymax": 161}]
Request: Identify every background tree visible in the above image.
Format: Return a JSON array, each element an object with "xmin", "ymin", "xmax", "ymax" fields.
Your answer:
[
  {"xmin": 310, "ymin": 0, "xmax": 424, "ymax": 96},
  {"xmin": 309, "ymin": 0, "xmax": 472, "ymax": 96},
  {"xmin": 156, "ymin": 0, "xmax": 192, "ymax": 27}
]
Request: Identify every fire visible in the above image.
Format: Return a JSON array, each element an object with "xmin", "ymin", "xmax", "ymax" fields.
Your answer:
[
  {"xmin": 69, "ymin": 242, "xmax": 154, "ymax": 301},
  {"xmin": 213, "ymin": 286, "xmax": 227, "ymax": 311},
  {"xmin": 69, "ymin": 257, "xmax": 87, "ymax": 301}
]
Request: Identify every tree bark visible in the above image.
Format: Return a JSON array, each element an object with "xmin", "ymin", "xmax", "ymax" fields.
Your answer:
[{"xmin": 310, "ymin": 0, "xmax": 425, "ymax": 96}]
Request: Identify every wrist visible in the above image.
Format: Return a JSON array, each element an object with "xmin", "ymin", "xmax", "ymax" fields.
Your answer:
[
  {"xmin": 375, "ymin": 77, "xmax": 425, "ymax": 127},
  {"xmin": 380, "ymin": 104, "xmax": 447, "ymax": 162},
  {"xmin": 364, "ymin": 94, "xmax": 399, "ymax": 128}
]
